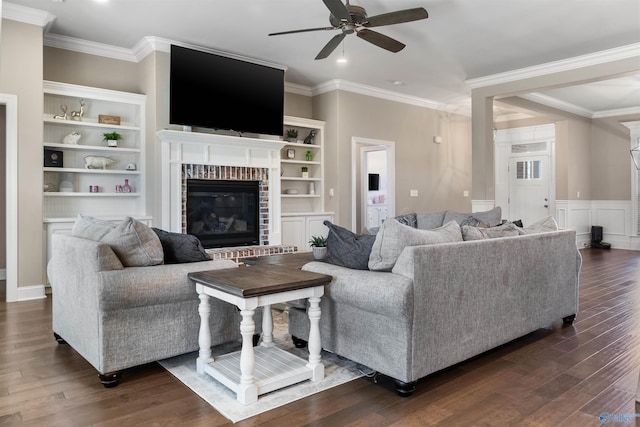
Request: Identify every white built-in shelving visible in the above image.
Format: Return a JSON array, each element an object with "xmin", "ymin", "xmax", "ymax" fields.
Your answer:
[{"xmin": 280, "ymin": 116, "xmax": 333, "ymax": 250}]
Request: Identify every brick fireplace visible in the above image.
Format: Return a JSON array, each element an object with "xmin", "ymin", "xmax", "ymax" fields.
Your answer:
[{"xmin": 157, "ymin": 130, "xmax": 287, "ymax": 254}]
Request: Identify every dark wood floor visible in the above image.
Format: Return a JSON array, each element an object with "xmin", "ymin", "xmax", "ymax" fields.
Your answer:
[{"xmin": 1, "ymin": 248, "xmax": 639, "ymax": 426}]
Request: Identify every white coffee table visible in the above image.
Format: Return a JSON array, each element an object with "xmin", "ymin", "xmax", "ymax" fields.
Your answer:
[{"xmin": 189, "ymin": 265, "xmax": 332, "ymax": 405}]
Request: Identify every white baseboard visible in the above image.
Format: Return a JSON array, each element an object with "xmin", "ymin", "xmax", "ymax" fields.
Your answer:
[
  {"xmin": 0, "ymin": 268, "xmax": 5, "ymax": 280},
  {"xmin": 17, "ymin": 284, "xmax": 46, "ymax": 301}
]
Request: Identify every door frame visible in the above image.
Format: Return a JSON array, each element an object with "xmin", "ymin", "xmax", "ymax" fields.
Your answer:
[
  {"xmin": 1, "ymin": 93, "xmax": 18, "ymax": 302},
  {"xmin": 494, "ymin": 124, "xmax": 556, "ymax": 223},
  {"xmin": 351, "ymin": 137, "xmax": 395, "ymax": 232}
]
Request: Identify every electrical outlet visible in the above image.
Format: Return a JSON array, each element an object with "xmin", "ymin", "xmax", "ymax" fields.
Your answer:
[{"xmin": 410, "ymin": 189, "xmax": 418, "ymax": 197}]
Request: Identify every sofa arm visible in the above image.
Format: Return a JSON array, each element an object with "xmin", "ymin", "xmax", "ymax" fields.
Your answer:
[
  {"xmin": 98, "ymin": 260, "xmax": 237, "ymax": 310},
  {"xmin": 302, "ymin": 261, "xmax": 414, "ymax": 314}
]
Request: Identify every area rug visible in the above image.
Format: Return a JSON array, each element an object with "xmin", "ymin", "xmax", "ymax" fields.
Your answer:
[{"xmin": 158, "ymin": 310, "xmax": 366, "ymax": 423}]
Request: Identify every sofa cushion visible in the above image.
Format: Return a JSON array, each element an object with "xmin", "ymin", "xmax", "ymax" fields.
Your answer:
[
  {"xmin": 368, "ymin": 219, "xmax": 463, "ymax": 271},
  {"xmin": 521, "ymin": 216, "xmax": 559, "ymax": 234},
  {"xmin": 461, "ymin": 222, "xmax": 523, "ymax": 241},
  {"xmin": 443, "ymin": 206, "xmax": 502, "ymax": 227},
  {"xmin": 152, "ymin": 228, "xmax": 210, "ymax": 264},
  {"xmin": 416, "ymin": 210, "xmax": 447, "ymax": 229},
  {"xmin": 323, "ymin": 220, "xmax": 376, "ymax": 270},
  {"xmin": 72, "ymin": 215, "xmax": 164, "ymax": 267}
]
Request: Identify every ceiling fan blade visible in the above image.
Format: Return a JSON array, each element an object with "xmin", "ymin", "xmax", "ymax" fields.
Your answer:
[
  {"xmin": 322, "ymin": 0, "xmax": 352, "ymax": 22},
  {"xmin": 269, "ymin": 27, "xmax": 336, "ymax": 36},
  {"xmin": 315, "ymin": 32, "xmax": 346, "ymax": 60},
  {"xmin": 364, "ymin": 7, "xmax": 429, "ymax": 28},
  {"xmin": 356, "ymin": 29, "xmax": 405, "ymax": 53}
]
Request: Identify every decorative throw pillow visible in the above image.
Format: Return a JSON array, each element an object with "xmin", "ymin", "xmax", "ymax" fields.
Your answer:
[
  {"xmin": 323, "ymin": 220, "xmax": 376, "ymax": 270},
  {"xmin": 459, "ymin": 216, "xmax": 490, "ymax": 228},
  {"xmin": 368, "ymin": 219, "xmax": 463, "ymax": 271},
  {"xmin": 443, "ymin": 207, "xmax": 502, "ymax": 227},
  {"xmin": 393, "ymin": 212, "xmax": 417, "ymax": 228},
  {"xmin": 72, "ymin": 215, "xmax": 164, "ymax": 267},
  {"xmin": 152, "ymin": 228, "xmax": 210, "ymax": 264},
  {"xmin": 461, "ymin": 222, "xmax": 523, "ymax": 241},
  {"xmin": 522, "ymin": 216, "xmax": 558, "ymax": 234}
]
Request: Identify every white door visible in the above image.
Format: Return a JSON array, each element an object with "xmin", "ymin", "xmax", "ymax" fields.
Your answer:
[{"xmin": 508, "ymin": 154, "xmax": 551, "ymax": 226}]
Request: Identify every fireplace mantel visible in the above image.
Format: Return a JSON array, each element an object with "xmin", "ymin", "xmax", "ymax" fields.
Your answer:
[{"xmin": 157, "ymin": 130, "xmax": 285, "ymax": 245}]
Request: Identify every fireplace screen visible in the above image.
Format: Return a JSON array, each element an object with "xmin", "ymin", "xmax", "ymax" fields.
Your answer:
[{"xmin": 186, "ymin": 179, "xmax": 260, "ymax": 248}]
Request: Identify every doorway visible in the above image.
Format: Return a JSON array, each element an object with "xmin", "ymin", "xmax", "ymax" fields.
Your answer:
[
  {"xmin": 351, "ymin": 137, "xmax": 396, "ymax": 232},
  {"xmin": 495, "ymin": 124, "xmax": 555, "ymax": 227},
  {"xmin": 1, "ymin": 94, "xmax": 18, "ymax": 302}
]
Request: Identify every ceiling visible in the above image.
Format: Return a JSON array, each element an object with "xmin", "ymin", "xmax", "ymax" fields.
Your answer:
[{"xmin": 4, "ymin": 0, "xmax": 640, "ymax": 120}]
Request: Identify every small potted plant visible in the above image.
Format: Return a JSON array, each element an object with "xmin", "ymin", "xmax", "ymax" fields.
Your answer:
[
  {"xmin": 301, "ymin": 166, "xmax": 309, "ymax": 178},
  {"xmin": 103, "ymin": 131, "xmax": 122, "ymax": 148},
  {"xmin": 286, "ymin": 128, "xmax": 298, "ymax": 142},
  {"xmin": 309, "ymin": 235, "xmax": 328, "ymax": 260}
]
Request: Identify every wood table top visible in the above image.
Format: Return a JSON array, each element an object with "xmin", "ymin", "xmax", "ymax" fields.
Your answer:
[{"xmin": 188, "ymin": 264, "xmax": 332, "ymax": 298}]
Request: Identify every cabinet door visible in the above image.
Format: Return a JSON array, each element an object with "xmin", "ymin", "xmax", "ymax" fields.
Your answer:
[
  {"xmin": 281, "ymin": 217, "xmax": 306, "ymax": 250},
  {"xmin": 307, "ymin": 216, "xmax": 331, "ymax": 241}
]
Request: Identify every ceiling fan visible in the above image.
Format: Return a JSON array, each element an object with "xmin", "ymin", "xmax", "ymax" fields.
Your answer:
[{"xmin": 268, "ymin": 0, "xmax": 429, "ymax": 60}]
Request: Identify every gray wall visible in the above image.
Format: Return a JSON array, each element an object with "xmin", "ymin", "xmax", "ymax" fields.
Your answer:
[
  {"xmin": 314, "ymin": 90, "xmax": 472, "ymax": 227},
  {"xmin": 0, "ymin": 19, "xmax": 43, "ymax": 289}
]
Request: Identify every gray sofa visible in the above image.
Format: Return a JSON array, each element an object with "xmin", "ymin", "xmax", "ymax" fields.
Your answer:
[
  {"xmin": 288, "ymin": 209, "xmax": 581, "ymax": 396},
  {"xmin": 48, "ymin": 233, "xmax": 249, "ymax": 387}
]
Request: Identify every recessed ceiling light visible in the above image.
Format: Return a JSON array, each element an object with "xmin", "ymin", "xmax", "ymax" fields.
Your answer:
[
  {"xmin": 336, "ymin": 57, "xmax": 348, "ymax": 64},
  {"xmin": 392, "ymin": 80, "xmax": 405, "ymax": 86}
]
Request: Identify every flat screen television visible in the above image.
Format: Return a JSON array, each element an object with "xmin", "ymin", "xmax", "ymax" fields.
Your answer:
[{"xmin": 170, "ymin": 45, "xmax": 284, "ymax": 136}]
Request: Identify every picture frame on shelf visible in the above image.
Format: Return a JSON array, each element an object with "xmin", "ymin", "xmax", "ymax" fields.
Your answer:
[
  {"xmin": 99, "ymin": 114, "xmax": 121, "ymax": 125},
  {"xmin": 44, "ymin": 149, "xmax": 63, "ymax": 167},
  {"xmin": 287, "ymin": 149, "xmax": 295, "ymax": 159}
]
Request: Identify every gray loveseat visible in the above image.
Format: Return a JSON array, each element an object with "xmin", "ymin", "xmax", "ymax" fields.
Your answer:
[
  {"xmin": 48, "ymin": 227, "xmax": 251, "ymax": 387},
  {"xmin": 288, "ymin": 209, "xmax": 581, "ymax": 396}
]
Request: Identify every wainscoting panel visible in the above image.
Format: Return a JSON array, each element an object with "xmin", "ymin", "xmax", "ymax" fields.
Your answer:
[
  {"xmin": 557, "ymin": 200, "xmax": 632, "ymax": 249},
  {"xmin": 479, "ymin": 199, "xmax": 634, "ymax": 250}
]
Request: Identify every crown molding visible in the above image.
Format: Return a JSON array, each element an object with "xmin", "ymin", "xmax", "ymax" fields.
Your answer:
[
  {"xmin": 44, "ymin": 33, "xmax": 139, "ymax": 61},
  {"xmin": 466, "ymin": 43, "xmax": 640, "ymax": 89},
  {"xmin": 311, "ymin": 79, "xmax": 456, "ymax": 113},
  {"xmin": 521, "ymin": 92, "xmax": 640, "ymax": 119},
  {"xmin": 2, "ymin": 2, "xmax": 55, "ymax": 28},
  {"xmin": 285, "ymin": 82, "xmax": 313, "ymax": 97}
]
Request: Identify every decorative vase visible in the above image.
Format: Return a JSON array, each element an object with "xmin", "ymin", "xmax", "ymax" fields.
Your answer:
[
  {"xmin": 312, "ymin": 247, "xmax": 327, "ymax": 260},
  {"xmin": 122, "ymin": 179, "xmax": 132, "ymax": 193}
]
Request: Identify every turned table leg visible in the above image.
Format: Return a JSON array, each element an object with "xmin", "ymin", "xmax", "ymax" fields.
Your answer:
[
  {"xmin": 196, "ymin": 286, "xmax": 212, "ymax": 375},
  {"xmin": 237, "ymin": 308, "xmax": 258, "ymax": 405},
  {"xmin": 261, "ymin": 304, "xmax": 275, "ymax": 347},
  {"xmin": 307, "ymin": 296, "xmax": 324, "ymax": 381}
]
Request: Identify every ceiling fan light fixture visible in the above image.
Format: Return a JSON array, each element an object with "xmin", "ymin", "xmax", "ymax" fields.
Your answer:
[{"xmin": 336, "ymin": 40, "xmax": 348, "ymax": 64}]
